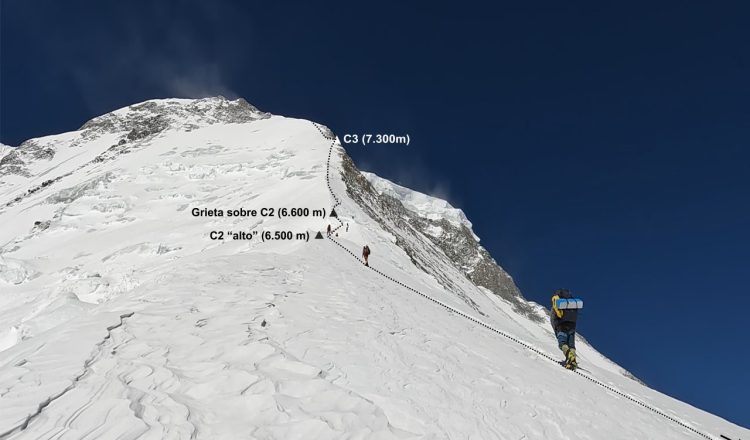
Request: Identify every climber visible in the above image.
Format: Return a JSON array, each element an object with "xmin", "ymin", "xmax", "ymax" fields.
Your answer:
[
  {"xmin": 362, "ymin": 245, "xmax": 371, "ymax": 267},
  {"xmin": 327, "ymin": 224, "xmax": 332, "ymax": 237},
  {"xmin": 551, "ymin": 288, "xmax": 583, "ymax": 370}
]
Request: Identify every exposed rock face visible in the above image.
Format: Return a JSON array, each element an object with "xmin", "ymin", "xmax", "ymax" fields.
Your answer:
[
  {"xmin": 0, "ymin": 140, "xmax": 56, "ymax": 177},
  {"xmin": 2, "ymin": 97, "xmax": 269, "ymax": 180},
  {"xmin": 5, "ymin": 95, "xmax": 539, "ymax": 321},
  {"xmin": 1, "ymin": 97, "xmax": 271, "ymax": 209},
  {"xmin": 340, "ymin": 152, "xmax": 542, "ymax": 322},
  {"xmin": 0, "ymin": 150, "xmax": 30, "ymax": 177},
  {"xmin": 80, "ymin": 96, "xmax": 268, "ymax": 135},
  {"xmin": 419, "ymin": 216, "xmax": 540, "ymax": 320}
]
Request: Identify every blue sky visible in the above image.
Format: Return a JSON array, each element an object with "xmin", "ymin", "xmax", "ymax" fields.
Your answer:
[{"xmin": 2, "ymin": 0, "xmax": 748, "ymax": 428}]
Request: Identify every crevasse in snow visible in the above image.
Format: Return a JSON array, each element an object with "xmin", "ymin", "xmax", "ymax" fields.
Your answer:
[{"xmin": 0, "ymin": 97, "xmax": 745, "ymax": 439}]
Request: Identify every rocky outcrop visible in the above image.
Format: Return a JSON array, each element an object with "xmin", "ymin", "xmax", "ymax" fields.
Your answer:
[
  {"xmin": 80, "ymin": 96, "xmax": 269, "ymax": 136},
  {"xmin": 0, "ymin": 140, "xmax": 56, "ymax": 178},
  {"xmin": 0, "ymin": 150, "xmax": 29, "ymax": 177},
  {"xmin": 2, "ymin": 97, "xmax": 272, "ymax": 208},
  {"xmin": 340, "ymin": 150, "xmax": 542, "ymax": 322}
]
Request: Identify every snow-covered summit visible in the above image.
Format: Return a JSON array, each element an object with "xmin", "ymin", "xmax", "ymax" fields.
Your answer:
[
  {"xmin": 362, "ymin": 171, "xmax": 472, "ymax": 230},
  {"xmin": 79, "ymin": 96, "xmax": 269, "ymax": 137},
  {"xmin": 0, "ymin": 97, "xmax": 746, "ymax": 440},
  {"xmin": 357, "ymin": 169, "xmax": 537, "ymax": 319}
]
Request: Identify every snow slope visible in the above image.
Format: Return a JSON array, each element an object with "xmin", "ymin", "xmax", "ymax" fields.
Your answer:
[
  {"xmin": 0, "ymin": 144, "xmax": 13, "ymax": 163},
  {"xmin": 361, "ymin": 172, "xmax": 472, "ymax": 231},
  {"xmin": 0, "ymin": 97, "xmax": 746, "ymax": 440}
]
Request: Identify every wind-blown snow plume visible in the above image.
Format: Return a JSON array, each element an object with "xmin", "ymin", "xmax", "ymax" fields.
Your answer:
[{"xmin": 0, "ymin": 97, "xmax": 745, "ymax": 440}]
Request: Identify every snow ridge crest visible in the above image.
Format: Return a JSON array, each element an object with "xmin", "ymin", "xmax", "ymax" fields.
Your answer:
[
  {"xmin": 362, "ymin": 172, "xmax": 472, "ymax": 231},
  {"xmin": 79, "ymin": 96, "xmax": 270, "ymax": 137}
]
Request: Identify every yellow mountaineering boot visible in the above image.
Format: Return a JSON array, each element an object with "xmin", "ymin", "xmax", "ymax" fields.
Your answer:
[
  {"xmin": 560, "ymin": 344, "xmax": 572, "ymax": 369},
  {"xmin": 565, "ymin": 348, "xmax": 577, "ymax": 370}
]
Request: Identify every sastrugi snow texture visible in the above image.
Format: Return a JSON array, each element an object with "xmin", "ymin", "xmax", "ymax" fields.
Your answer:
[{"xmin": 0, "ymin": 97, "xmax": 745, "ymax": 439}]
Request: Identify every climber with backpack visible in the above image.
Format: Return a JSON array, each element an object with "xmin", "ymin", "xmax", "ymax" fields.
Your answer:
[
  {"xmin": 362, "ymin": 245, "xmax": 371, "ymax": 267},
  {"xmin": 550, "ymin": 288, "xmax": 584, "ymax": 370}
]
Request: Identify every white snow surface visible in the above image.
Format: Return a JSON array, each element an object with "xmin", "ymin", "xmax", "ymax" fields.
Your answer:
[
  {"xmin": 362, "ymin": 172, "xmax": 472, "ymax": 231},
  {"xmin": 0, "ymin": 98, "xmax": 746, "ymax": 440},
  {"xmin": 0, "ymin": 143, "xmax": 13, "ymax": 160}
]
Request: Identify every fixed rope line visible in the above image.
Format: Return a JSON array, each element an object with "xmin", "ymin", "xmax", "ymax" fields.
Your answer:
[
  {"xmin": 328, "ymin": 239, "xmax": 714, "ymax": 440},
  {"xmin": 312, "ymin": 122, "xmax": 715, "ymax": 440}
]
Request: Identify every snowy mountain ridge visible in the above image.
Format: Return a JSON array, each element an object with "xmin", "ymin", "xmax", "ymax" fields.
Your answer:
[
  {"xmin": 0, "ymin": 144, "xmax": 12, "ymax": 160},
  {"xmin": 356, "ymin": 168, "xmax": 539, "ymax": 321},
  {"xmin": 0, "ymin": 97, "xmax": 746, "ymax": 439},
  {"xmin": 362, "ymin": 173, "xmax": 473, "ymax": 232},
  {"xmin": 79, "ymin": 97, "xmax": 269, "ymax": 136}
]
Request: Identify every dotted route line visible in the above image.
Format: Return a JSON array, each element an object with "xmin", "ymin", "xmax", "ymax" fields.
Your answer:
[
  {"xmin": 312, "ymin": 122, "xmax": 715, "ymax": 440},
  {"xmin": 313, "ymin": 122, "xmax": 344, "ymax": 233}
]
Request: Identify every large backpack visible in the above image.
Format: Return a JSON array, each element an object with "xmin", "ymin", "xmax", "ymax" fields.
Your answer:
[{"xmin": 555, "ymin": 289, "xmax": 583, "ymax": 323}]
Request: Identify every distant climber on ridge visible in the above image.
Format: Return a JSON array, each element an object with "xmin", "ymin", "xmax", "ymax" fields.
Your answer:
[
  {"xmin": 550, "ymin": 288, "xmax": 584, "ymax": 370},
  {"xmin": 362, "ymin": 245, "xmax": 371, "ymax": 267}
]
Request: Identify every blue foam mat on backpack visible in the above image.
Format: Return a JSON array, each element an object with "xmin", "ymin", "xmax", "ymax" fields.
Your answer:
[{"xmin": 556, "ymin": 298, "xmax": 584, "ymax": 310}]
